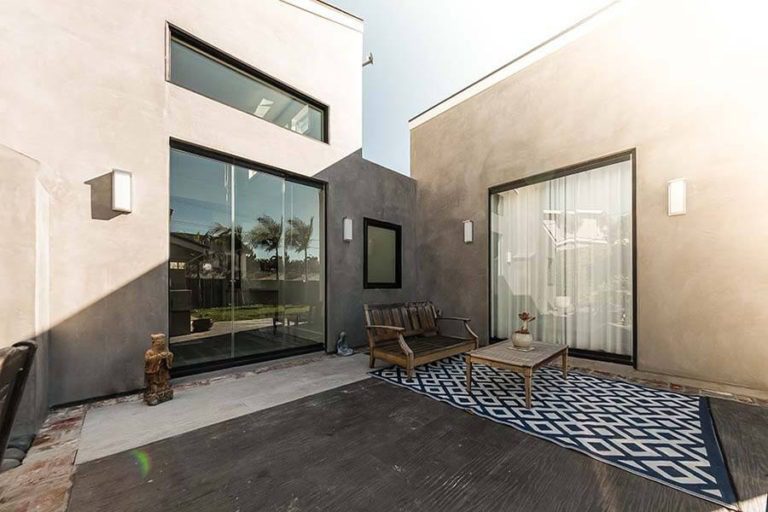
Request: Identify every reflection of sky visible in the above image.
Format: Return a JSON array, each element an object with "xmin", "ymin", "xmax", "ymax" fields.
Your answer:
[{"xmin": 170, "ymin": 149, "xmax": 322, "ymax": 259}]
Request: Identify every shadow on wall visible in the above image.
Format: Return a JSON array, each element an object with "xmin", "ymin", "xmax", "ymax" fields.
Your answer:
[
  {"xmin": 50, "ymin": 147, "xmax": 420, "ymax": 406},
  {"xmin": 51, "ymin": 148, "xmax": 421, "ymax": 405},
  {"xmin": 9, "ymin": 146, "xmax": 480, "ymax": 414},
  {"xmin": 48, "ymin": 263, "xmax": 167, "ymax": 406},
  {"xmin": 85, "ymin": 172, "xmax": 123, "ymax": 221},
  {"xmin": 12, "ymin": 335, "xmax": 48, "ymax": 439}
]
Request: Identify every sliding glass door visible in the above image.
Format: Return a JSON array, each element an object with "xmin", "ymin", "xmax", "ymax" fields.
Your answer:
[
  {"xmin": 490, "ymin": 153, "xmax": 634, "ymax": 361},
  {"xmin": 169, "ymin": 147, "xmax": 325, "ymax": 372}
]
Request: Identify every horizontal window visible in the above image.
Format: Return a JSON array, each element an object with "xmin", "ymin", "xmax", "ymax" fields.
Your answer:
[{"xmin": 169, "ymin": 28, "xmax": 327, "ymax": 142}]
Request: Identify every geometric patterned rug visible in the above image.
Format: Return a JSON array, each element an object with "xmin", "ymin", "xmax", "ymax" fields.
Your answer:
[{"xmin": 370, "ymin": 356, "xmax": 738, "ymax": 510}]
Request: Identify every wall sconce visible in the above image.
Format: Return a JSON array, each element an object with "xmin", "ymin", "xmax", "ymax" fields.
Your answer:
[
  {"xmin": 463, "ymin": 220, "xmax": 473, "ymax": 243},
  {"xmin": 667, "ymin": 178, "xmax": 686, "ymax": 216},
  {"xmin": 112, "ymin": 169, "xmax": 133, "ymax": 213},
  {"xmin": 342, "ymin": 217, "xmax": 353, "ymax": 242}
]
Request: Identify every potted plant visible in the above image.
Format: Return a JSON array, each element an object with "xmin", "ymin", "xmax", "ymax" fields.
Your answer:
[
  {"xmin": 192, "ymin": 314, "xmax": 214, "ymax": 333},
  {"xmin": 512, "ymin": 311, "xmax": 535, "ymax": 350}
]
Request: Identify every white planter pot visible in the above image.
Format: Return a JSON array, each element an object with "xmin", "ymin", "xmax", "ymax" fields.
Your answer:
[{"xmin": 512, "ymin": 332, "xmax": 533, "ymax": 349}]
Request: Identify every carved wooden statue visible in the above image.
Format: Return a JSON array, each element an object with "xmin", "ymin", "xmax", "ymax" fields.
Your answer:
[{"xmin": 144, "ymin": 333, "xmax": 174, "ymax": 406}]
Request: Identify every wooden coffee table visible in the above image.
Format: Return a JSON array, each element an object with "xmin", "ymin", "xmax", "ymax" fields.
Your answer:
[{"xmin": 465, "ymin": 341, "xmax": 568, "ymax": 408}]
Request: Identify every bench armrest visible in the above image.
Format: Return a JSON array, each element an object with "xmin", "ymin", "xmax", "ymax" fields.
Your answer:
[
  {"xmin": 436, "ymin": 316, "xmax": 471, "ymax": 322},
  {"xmin": 365, "ymin": 325, "xmax": 405, "ymax": 332},
  {"xmin": 365, "ymin": 325, "xmax": 413, "ymax": 359},
  {"xmin": 437, "ymin": 316, "xmax": 479, "ymax": 348}
]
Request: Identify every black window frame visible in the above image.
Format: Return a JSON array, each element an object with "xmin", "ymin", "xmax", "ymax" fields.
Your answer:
[
  {"xmin": 167, "ymin": 139, "xmax": 329, "ymax": 377},
  {"xmin": 487, "ymin": 148, "xmax": 637, "ymax": 367},
  {"xmin": 363, "ymin": 218, "xmax": 402, "ymax": 289},
  {"xmin": 167, "ymin": 24, "xmax": 329, "ymax": 143}
]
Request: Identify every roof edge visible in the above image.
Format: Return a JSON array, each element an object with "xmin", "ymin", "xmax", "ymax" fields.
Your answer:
[
  {"xmin": 315, "ymin": 0, "xmax": 363, "ymax": 22},
  {"xmin": 408, "ymin": 1, "xmax": 623, "ymax": 130},
  {"xmin": 281, "ymin": 0, "xmax": 364, "ymax": 32}
]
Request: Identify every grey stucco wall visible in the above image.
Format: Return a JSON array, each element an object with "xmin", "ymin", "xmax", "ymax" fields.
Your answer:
[
  {"xmin": 410, "ymin": 1, "xmax": 768, "ymax": 391},
  {"xmin": 316, "ymin": 150, "xmax": 420, "ymax": 349}
]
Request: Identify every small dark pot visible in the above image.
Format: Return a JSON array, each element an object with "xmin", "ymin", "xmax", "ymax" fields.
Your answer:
[{"xmin": 192, "ymin": 318, "xmax": 213, "ymax": 332}]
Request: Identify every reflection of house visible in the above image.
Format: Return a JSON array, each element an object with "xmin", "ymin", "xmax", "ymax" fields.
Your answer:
[{"xmin": 169, "ymin": 233, "xmax": 207, "ymax": 337}]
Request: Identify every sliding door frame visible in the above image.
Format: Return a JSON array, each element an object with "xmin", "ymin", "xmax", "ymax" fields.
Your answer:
[
  {"xmin": 487, "ymin": 149, "xmax": 637, "ymax": 367},
  {"xmin": 168, "ymin": 139, "xmax": 328, "ymax": 378}
]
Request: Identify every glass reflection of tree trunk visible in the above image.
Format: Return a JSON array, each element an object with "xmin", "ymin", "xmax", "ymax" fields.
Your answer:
[
  {"xmin": 287, "ymin": 216, "xmax": 313, "ymax": 282},
  {"xmin": 247, "ymin": 215, "xmax": 283, "ymax": 279}
]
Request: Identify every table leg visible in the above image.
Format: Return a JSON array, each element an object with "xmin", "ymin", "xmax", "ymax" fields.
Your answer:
[
  {"xmin": 562, "ymin": 348, "xmax": 568, "ymax": 380},
  {"xmin": 466, "ymin": 357, "xmax": 473, "ymax": 393},
  {"xmin": 524, "ymin": 368, "xmax": 533, "ymax": 408}
]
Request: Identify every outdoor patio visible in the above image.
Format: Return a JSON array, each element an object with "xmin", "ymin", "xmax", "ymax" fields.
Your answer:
[
  {"xmin": 1, "ymin": 1, "xmax": 767, "ymax": 511},
  {"xmin": 1, "ymin": 352, "xmax": 766, "ymax": 512}
]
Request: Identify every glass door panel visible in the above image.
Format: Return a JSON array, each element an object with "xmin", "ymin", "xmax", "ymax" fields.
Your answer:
[
  {"xmin": 491, "ymin": 156, "xmax": 633, "ymax": 359},
  {"xmin": 171, "ymin": 148, "xmax": 325, "ymax": 372},
  {"xmin": 491, "ymin": 177, "xmax": 567, "ymax": 344},
  {"xmin": 284, "ymin": 180, "xmax": 324, "ymax": 345},
  {"xmin": 169, "ymin": 149, "xmax": 234, "ymax": 367},
  {"xmin": 233, "ymin": 167, "xmax": 290, "ymax": 357},
  {"xmin": 232, "ymin": 170, "xmax": 325, "ymax": 357}
]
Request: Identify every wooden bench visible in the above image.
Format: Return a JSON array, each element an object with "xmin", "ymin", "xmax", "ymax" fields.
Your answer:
[{"xmin": 364, "ymin": 301, "xmax": 478, "ymax": 377}]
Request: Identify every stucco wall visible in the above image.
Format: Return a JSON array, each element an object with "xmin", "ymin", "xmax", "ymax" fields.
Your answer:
[
  {"xmin": 0, "ymin": 145, "xmax": 50, "ymax": 433},
  {"xmin": 0, "ymin": 0, "xmax": 362, "ymax": 405},
  {"xmin": 316, "ymin": 151, "xmax": 421, "ymax": 350},
  {"xmin": 410, "ymin": 1, "xmax": 768, "ymax": 390}
]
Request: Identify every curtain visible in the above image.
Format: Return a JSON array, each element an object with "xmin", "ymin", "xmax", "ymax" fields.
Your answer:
[{"xmin": 491, "ymin": 159, "xmax": 633, "ymax": 356}]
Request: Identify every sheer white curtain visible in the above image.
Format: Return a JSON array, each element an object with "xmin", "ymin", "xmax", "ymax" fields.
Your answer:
[{"xmin": 491, "ymin": 159, "xmax": 633, "ymax": 356}]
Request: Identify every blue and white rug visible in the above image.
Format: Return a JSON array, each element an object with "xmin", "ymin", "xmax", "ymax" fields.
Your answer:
[{"xmin": 370, "ymin": 356, "xmax": 737, "ymax": 509}]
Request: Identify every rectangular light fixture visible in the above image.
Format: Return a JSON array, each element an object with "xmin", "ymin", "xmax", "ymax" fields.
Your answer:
[
  {"xmin": 667, "ymin": 178, "xmax": 686, "ymax": 216},
  {"xmin": 463, "ymin": 220, "xmax": 473, "ymax": 243},
  {"xmin": 112, "ymin": 169, "xmax": 133, "ymax": 213},
  {"xmin": 342, "ymin": 217, "xmax": 353, "ymax": 242}
]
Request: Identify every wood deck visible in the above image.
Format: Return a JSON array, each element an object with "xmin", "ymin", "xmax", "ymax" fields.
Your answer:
[{"xmin": 69, "ymin": 378, "xmax": 768, "ymax": 511}]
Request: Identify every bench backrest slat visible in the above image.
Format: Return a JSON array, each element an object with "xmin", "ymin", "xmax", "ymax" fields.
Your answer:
[{"xmin": 364, "ymin": 301, "xmax": 439, "ymax": 343}]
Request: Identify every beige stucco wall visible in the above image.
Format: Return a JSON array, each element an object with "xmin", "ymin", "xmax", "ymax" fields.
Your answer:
[
  {"xmin": 0, "ymin": 0, "xmax": 362, "ymax": 404},
  {"xmin": 0, "ymin": 147, "xmax": 46, "ymax": 348},
  {"xmin": 0, "ymin": 145, "xmax": 51, "ymax": 431},
  {"xmin": 411, "ymin": 1, "xmax": 768, "ymax": 391}
]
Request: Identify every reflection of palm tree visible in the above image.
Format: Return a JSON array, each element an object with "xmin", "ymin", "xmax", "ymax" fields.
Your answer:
[
  {"xmin": 202, "ymin": 223, "xmax": 243, "ymax": 277},
  {"xmin": 247, "ymin": 215, "xmax": 282, "ymax": 278},
  {"xmin": 287, "ymin": 217, "xmax": 314, "ymax": 282}
]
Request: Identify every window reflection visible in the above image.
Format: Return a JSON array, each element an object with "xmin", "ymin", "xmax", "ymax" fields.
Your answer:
[
  {"xmin": 169, "ymin": 36, "xmax": 326, "ymax": 141},
  {"xmin": 169, "ymin": 148, "xmax": 325, "ymax": 370}
]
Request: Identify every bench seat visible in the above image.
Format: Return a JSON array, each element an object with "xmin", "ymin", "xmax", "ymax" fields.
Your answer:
[{"xmin": 364, "ymin": 301, "xmax": 478, "ymax": 377}]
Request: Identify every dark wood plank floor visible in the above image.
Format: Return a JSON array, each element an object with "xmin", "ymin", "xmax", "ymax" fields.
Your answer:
[
  {"xmin": 68, "ymin": 378, "xmax": 767, "ymax": 512},
  {"xmin": 710, "ymin": 399, "xmax": 768, "ymax": 507}
]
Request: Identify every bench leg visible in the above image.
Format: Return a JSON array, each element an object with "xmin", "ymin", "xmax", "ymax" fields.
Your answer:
[
  {"xmin": 406, "ymin": 363, "xmax": 414, "ymax": 379},
  {"xmin": 369, "ymin": 351, "xmax": 375, "ymax": 369}
]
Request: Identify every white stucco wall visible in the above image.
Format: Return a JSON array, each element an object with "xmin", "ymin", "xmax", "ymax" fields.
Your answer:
[{"xmin": 0, "ymin": 0, "xmax": 363, "ymax": 403}]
